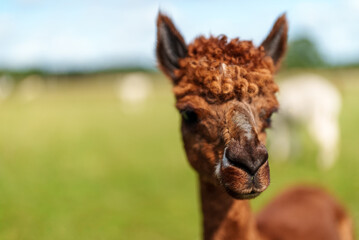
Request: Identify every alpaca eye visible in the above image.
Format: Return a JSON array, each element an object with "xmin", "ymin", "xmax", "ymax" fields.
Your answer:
[
  {"xmin": 181, "ymin": 109, "xmax": 198, "ymax": 124},
  {"xmin": 260, "ymin": 108, "xmax": 277, "ymax": 128},
  {"xmin": 265, "ymin": 116, "xmax": 272, "ymax": 127}
]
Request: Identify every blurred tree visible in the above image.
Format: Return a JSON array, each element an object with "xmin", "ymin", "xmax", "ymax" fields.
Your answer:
[{"xmin": 283, "ymin": 36, "xmax": 327, "ymax": 68}]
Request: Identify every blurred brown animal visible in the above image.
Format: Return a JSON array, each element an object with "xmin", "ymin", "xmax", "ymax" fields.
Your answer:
[{"xmin": 156, "ymin": 12, "xmax": 353, "ymax": 240}]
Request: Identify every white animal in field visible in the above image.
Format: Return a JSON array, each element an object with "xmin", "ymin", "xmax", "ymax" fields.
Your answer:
[
  {"xmin": 0, "ymin": 75, "xmax": 14, "ymax": 100},
  {"xmin": 269, "ymin": 74, "xmax": 342, "ymax": 169},
  {"xmin": 116, "ymin": 73, "xmax": 152, "ymax": 104},
  {"xmin": 18, "ymin": 75, "xmax": 45, "ymax": 102}
]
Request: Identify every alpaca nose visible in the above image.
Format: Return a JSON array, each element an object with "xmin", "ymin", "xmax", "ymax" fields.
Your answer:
[{"xmin": 225, "ymin": 143, "xmax": 268, "ymax": 175}]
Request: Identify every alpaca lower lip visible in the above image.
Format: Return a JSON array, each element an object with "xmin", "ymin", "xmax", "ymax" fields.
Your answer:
[
  {"xmin": 241, "ymin": 192, "xmax": 261, "ymax": 199},
  {"xmin": 226, "ymin": 188, "xmax": 261, "ymax": 200}
]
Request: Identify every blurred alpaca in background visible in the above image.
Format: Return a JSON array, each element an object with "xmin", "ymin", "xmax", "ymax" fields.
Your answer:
[
  {"xmin": 117, "ymin": 73, "xmax": 152, "ymax": 104},
  {"xmin": 269, "ymin": 74, "xmax": 342, "ymax": 169}
]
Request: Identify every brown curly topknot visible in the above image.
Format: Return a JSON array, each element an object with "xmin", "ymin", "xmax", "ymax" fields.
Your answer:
[{"xmin": 173, "ymin": 36, "xmax": 278, "ymax": 103}]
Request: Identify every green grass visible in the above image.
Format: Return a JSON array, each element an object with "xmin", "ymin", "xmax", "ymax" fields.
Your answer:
[{"xmin": 0, "ymin": 70, "xmax": 358, "ymax": 239}]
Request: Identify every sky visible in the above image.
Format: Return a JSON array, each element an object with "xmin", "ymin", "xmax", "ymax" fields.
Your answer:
[{"xmin": 0, "ymin": 0, "xmax": 358, "ymax": 72}]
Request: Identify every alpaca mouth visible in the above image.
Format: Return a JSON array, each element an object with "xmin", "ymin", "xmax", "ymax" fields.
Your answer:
[
  {"xmin": 224, "ymin": 181, "xmax": 266, "ymax": 200},
  {"xmin": 228, "ymin": 189, "xmax": 261, "ymax": 200}
]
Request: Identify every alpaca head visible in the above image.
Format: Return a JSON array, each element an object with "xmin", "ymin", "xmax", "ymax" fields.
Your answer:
[{"xmin": 156, "ymin": 13, "xmax": 287, "ymax": 199}]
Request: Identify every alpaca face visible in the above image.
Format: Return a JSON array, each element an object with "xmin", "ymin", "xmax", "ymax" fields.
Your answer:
[
  {"xmin": 176, "ymin": 69, "xmax": 277, "ymax": 199},
  {"xmin": 177, "ymin": 96, "xmax": 276, "ymax": 199},
  {"xmin": 156, "ymin": 13, "xmax": 287, "ymax": 199}
]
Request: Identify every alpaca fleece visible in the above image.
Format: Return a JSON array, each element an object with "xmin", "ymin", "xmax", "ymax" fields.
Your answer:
[{"xmin": 174, "ymin": 36, "xmax": 279, "ymax": 106}]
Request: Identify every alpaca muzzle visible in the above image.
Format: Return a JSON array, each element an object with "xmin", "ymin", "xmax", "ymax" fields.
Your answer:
[{"xmin": 215, "ymin": 142, "xmax": 270, "ymax": 199}]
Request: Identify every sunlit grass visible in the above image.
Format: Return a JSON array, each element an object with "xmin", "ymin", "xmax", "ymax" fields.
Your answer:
[{"xmin": 0, "ymin": 70, "xmax": 357, "ymax": 240}]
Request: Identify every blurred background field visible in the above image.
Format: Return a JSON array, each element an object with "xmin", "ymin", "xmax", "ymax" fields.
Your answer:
[{"xmin": 0, "ymin": 69, "xmax": 358, "ymax": 240}]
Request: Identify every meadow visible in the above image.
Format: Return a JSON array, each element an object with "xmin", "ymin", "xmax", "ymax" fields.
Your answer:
[{"xmin": 0, "ymin": 69, "xmax": 358, "ymax": 239}]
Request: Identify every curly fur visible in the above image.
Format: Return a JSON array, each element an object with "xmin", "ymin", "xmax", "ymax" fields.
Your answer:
[{"xmin": 174, "ymin": 36, "xmax": 278, "ymax": 104}]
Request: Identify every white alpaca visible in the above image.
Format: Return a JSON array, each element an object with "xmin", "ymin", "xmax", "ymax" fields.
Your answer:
[
  {"xmin": 0, "ymin": 75, "xmax": 14, "ymax": 100},
  {"xmin": 18, "ymin": 75, "xmax": 45, "ymax": 102},
  {"xmin": 116, "ymin": 73, "xmax": 152, "ymax": 104},
  {"xmin": 269, "ymin": 74, "xmax": 342, "ymax": 169}
]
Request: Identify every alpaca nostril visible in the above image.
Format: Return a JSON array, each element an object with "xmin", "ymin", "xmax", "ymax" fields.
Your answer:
[
  {"xmin": 225, "ymin": 144, "xmax": 268, "ymax": 175},
  {"xmin": 226, "ymin": 155, "xmax": 254, "ymax": 175},
  {"xmin": 257, "ymin": 144, "xmax": 269, "ymax": 162}
]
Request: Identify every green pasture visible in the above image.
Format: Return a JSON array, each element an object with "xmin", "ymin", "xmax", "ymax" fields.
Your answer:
[{"xmin": 0, "ymin": 70, "xmax": 358, "ymax": 239}]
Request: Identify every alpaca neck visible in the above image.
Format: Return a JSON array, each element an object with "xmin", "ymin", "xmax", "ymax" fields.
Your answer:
[{"xmin": 199, "ymin": 178, "xmax": 259, "ymax": 240}]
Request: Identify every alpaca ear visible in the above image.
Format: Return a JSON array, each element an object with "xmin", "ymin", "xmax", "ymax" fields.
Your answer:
[
  {"xmin": 156, "ymin": 12, "xmax": 187, "ymax": 83},
  {"xmin": 261, "ymin": 14, "xmax": 288, "ymax": 69}
]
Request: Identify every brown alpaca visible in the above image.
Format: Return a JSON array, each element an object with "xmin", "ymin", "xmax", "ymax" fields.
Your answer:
[{"xmin": 156, "ymin": 13, "xmax": 354, "ymax": 240}]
